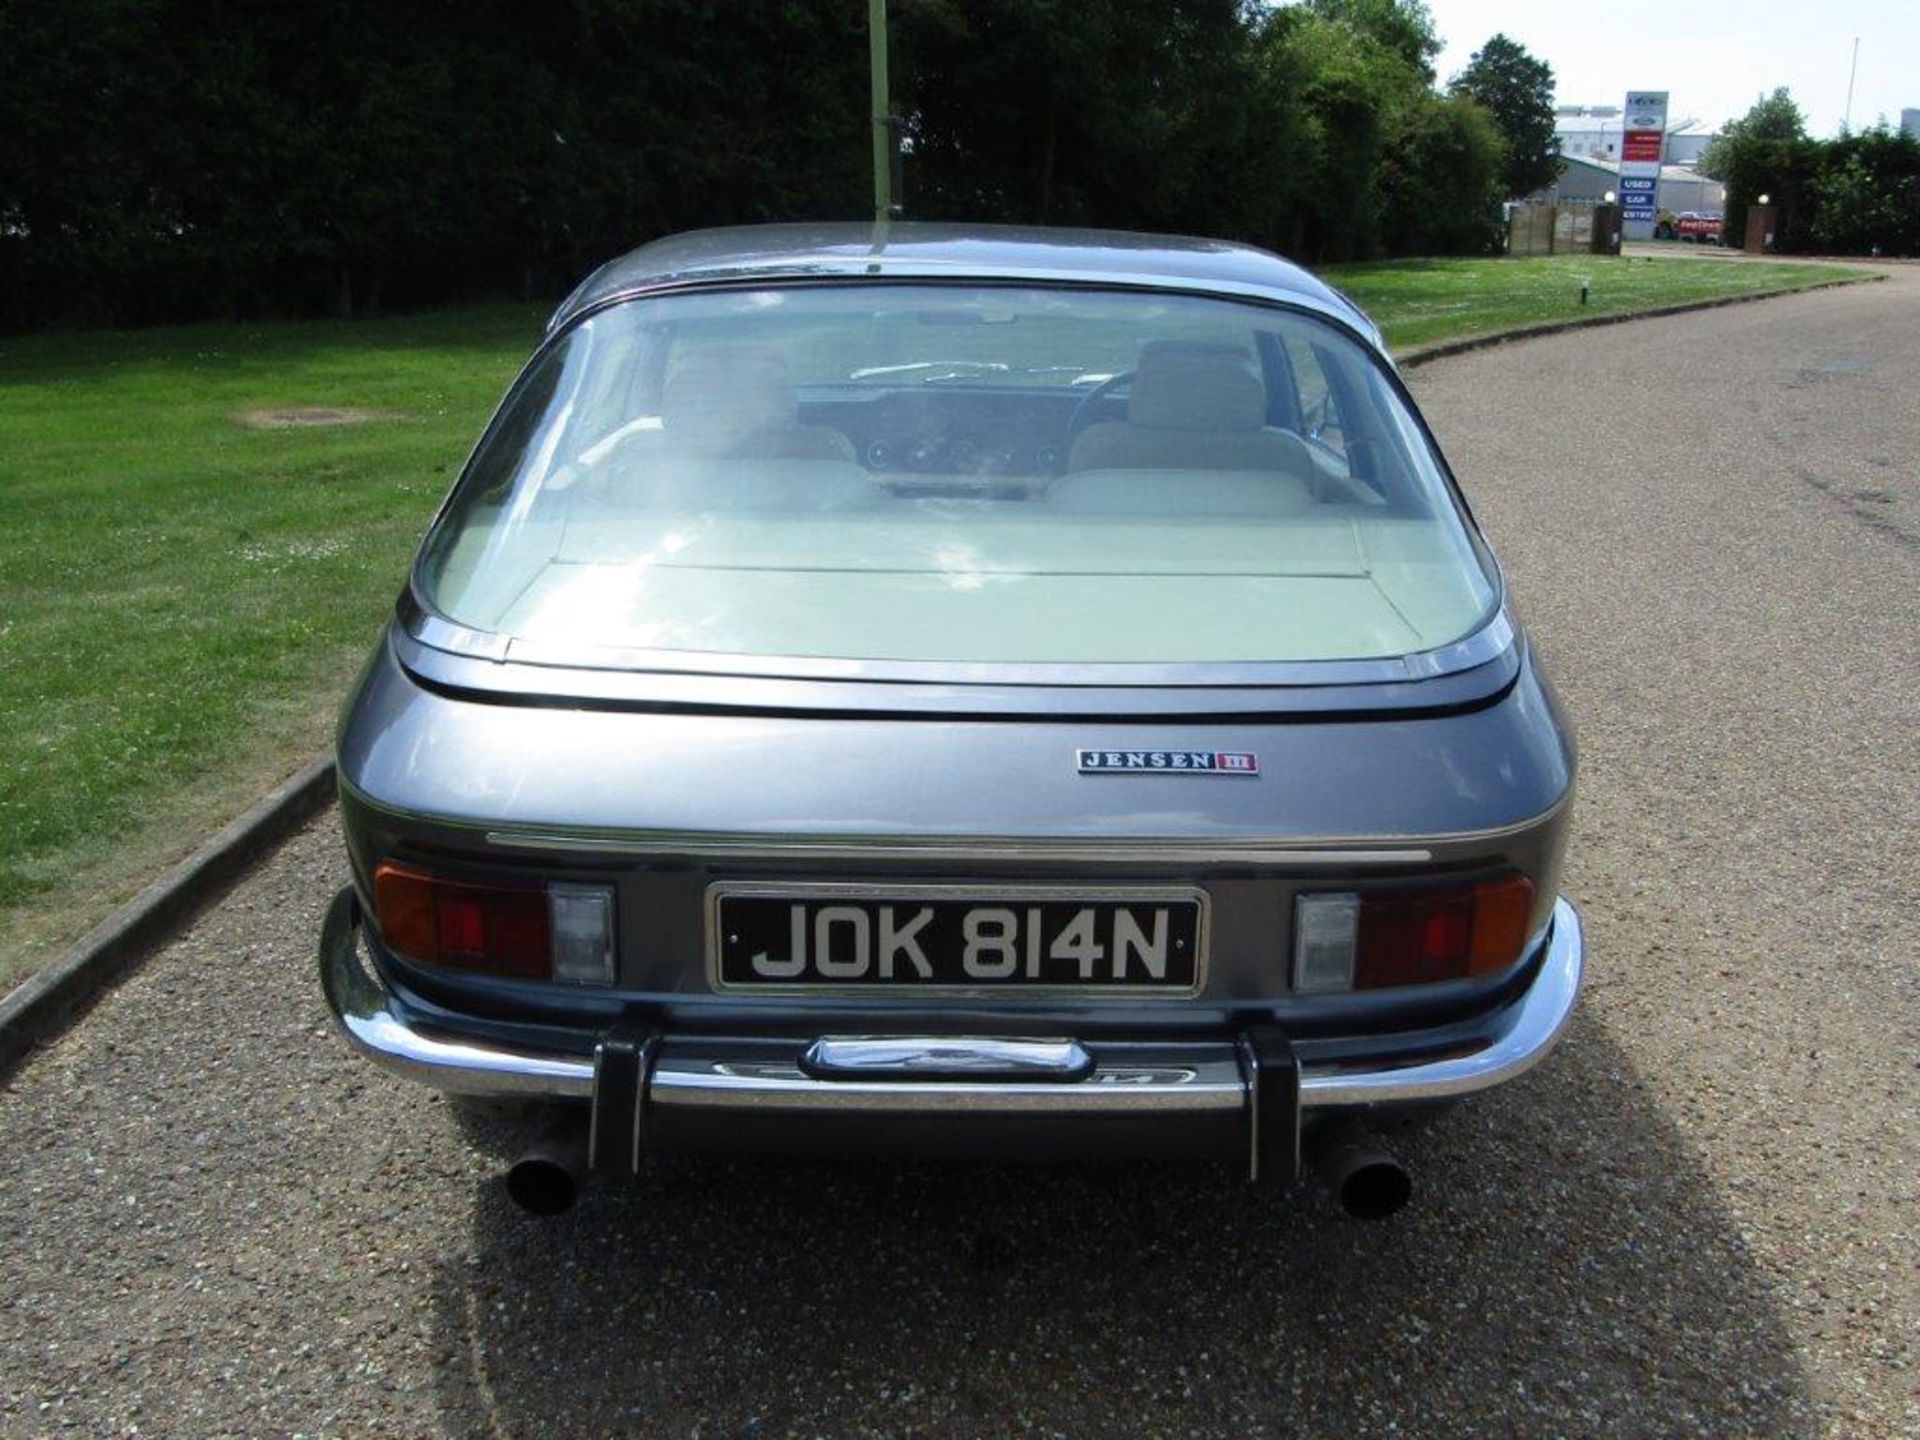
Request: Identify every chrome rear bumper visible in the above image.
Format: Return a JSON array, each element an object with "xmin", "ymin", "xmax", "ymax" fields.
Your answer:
[{"xmin": 319, "ymin": 889, "xmax": 1582, "ymax": 1167}]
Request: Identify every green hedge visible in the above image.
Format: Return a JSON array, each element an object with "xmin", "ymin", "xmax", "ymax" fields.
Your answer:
[{"xmin": 0, "ymin": 0, "xmax": 1518, "ymax": 330}]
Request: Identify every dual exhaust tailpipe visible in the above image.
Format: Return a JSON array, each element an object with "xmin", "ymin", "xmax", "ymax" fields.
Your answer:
[
  {"xmin": 1304, "ymin": 1122, "xmax": 1413, "ymax": 1220},
  {"xmin": 502, "ymin": 1111, "xmax": 1411, "ymax": 1221},
  {"xmin": 504, "ymin": 1111, "xmax": 589, "ymax": 1217}
]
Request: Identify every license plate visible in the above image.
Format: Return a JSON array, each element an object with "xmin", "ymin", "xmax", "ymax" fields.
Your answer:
[{"xmin": 708, "ymin": 883, "xmax": 1207, "ymax": 995}]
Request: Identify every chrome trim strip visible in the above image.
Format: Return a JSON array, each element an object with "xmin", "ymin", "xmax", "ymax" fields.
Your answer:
[
  {"xmin": 562, "ymin": 265, "xmax": 1380, "ymax": 347},
  {"xmin": 702, "ymin": 880, "xmax": 1209, "ymax": 999},
  {"xmin": 486, "ymin": 831, "xmax": 1433, "ymax": 866},
  {"xmin": 405, "ymin": 605, "xmax": 1516, "ymax": 692},
  {"xmin": 647, "ymin": 1053, "xmax": 1244, "ymax": 1115},
  {"xmin": 320, "ymin": 890, "xmax": 1582, "ymax": 1117},
  {"xmin": 394, "ymin": 618, "xmax": 1520, "ymax": 721},
  {"xmin": 803, "ymin": 1035, "xmax": 1093, "ymax": 1079},
  {"xmin": 336, "ymin": 766, "xmax": 1571, "ymax": 864}
]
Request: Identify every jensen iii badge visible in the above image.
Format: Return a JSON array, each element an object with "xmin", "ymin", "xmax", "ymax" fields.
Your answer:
[{"xmin": 1077, "ymin": 749, "xmax": 1259, "ymax": 776}]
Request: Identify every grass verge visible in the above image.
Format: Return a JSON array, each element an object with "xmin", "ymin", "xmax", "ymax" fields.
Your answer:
[
  {"xmin": 0, "ymin": 304, "xmax": 544, "ymax": 986},
  {"xmin": 0, "ymin": 255, "xmax": 1871, "ymax": 988},
  {"xmin": 1323, "ymin": 253, "xmax": 1870, "ymax": 350}
]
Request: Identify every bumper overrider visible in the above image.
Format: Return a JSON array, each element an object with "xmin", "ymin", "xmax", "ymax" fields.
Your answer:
[{"xmin": 318, "ymin": 887, "xmax": 1583, "ymax": 1188}]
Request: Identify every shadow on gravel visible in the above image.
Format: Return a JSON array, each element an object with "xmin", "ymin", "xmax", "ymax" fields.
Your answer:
[{"xmin": 428, "ymin": 1016, "xmax": 1812, "ymax": 1438}]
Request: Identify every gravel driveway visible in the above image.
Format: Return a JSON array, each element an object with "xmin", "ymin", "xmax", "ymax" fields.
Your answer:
[{"xmin": 3, "ymin": 274, "xmax": 1915, "ymax": 1439}]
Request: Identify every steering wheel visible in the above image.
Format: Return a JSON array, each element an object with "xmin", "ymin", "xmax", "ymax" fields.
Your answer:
[{"xmin": 1060, "ymin": 370, "xmax": 1135, "ymax": 464}]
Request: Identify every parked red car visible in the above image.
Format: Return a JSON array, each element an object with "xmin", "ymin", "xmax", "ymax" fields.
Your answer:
[{"xmin": 1655, "ymin": 212, "xmax": 1725, "ymax": 244}]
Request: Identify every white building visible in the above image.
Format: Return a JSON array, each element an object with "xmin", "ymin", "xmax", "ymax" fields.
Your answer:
[
  {"xmin": 1537, "ymin": 153, "xmax": 1622, "ymax": 202},
  {"xmin": 1554, "ymin": 105, "xmax": 1622, "ymax": 160},
  {"xmin": 1531, "ymin": 154, "xmax": 1726, "ymax": 214},
  {"xmin": 1663, "ymin": 123, "xmax": 1717, "ymax": 166},
  {"xmin": 1903, "ymin": 108, "xmax": 1919, "ymax": 138},
  {"xmin": 1553, "ymin": 105, "xmax": 1719, "ymax": 166}
]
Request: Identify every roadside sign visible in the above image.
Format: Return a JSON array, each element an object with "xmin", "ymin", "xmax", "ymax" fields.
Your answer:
[
  {"xmin": 1619, "ymin": 90, "xmax": 1668, "ymax": 238},
  {"xmin": 1624, "ymin": 92, "xmax": 1669, "ymax": 130}
]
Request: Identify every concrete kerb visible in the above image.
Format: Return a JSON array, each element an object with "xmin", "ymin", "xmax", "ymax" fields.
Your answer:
[
  {"xmin": 0, "ymin": 756, "xmax": 337, "ymax": 1075},
  {"xmin": 0, "ymin": 266, "xmax": 1887, "ymax": 1071},
  {"xmin": 1394, "ymin": 272, "xmax": 1884, "ymax": 370}
]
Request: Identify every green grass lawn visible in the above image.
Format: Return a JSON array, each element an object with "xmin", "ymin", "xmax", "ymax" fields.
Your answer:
[
  {"xmin": 0, "ymin": 303, "xmax": 545, "ymax": 981},
  {"xmin": 0, "ymin": 254, "xmax": 1872, "ymax": 986},
  {"xmin": 1323, "ymin": 253, "xmax": 1867, "ymax": 350}
]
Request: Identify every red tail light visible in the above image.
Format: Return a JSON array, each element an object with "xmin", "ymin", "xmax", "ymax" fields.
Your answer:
[
  {"xmin": 1353, "ymin": 876, "xmax": 1535, "ymax": 989},
  {"xmin": 373, "ymin": 863, "xmax": 551, "ymax": 979}
]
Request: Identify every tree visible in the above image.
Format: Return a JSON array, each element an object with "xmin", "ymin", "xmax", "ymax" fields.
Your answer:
[
  {"xmin": 1448, "ymin": 34, "xmax": 1557, "ymax": 199},
  {"xmin": 1253, "ymin": 6, "xmax": 1397, "ymax": 261},
  {"xmin": 1301, "ymin": 0, "xmax": 1440, "ymax": 81},
  {"xmin": 1810, "ymin": 125, "xmax": 1920, "ymax": 255},
  {"xmin": 1383, "ymin": 94, "xmax": 1508, "ymax": 255},
  {"xmin": 1699, "ymin": 87, "xmax": 1807, "ymax": 177},
  {"xmin": 892, "ymin": 0, "xmax": 1262, "ymax": 231},
  {"xmin": 0, "ymin": 0, "xmax": 1525, "ymax": 328},
  {"xmin": 1701, "ymin": 88, "xmax": 1810, "ymax": 249}
]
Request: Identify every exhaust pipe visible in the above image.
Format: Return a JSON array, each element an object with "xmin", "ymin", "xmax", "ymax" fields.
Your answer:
[
  {"xmin": 1306, "ymin": 1123, "xmax": 1412, "ymax": 1220},
  {"xmin": 505, "ymin": 1111, "xmax": 590, "ymax": 1216}
]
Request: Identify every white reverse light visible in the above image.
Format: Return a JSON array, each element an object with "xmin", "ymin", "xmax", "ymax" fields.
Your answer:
[
  {"xmin": 1293, "ymin": 892, "xmax": 1359, "ymax": 993},
  {"xmin": 548, "ymin": 883, "xmax": 616, "ymax": 986}
]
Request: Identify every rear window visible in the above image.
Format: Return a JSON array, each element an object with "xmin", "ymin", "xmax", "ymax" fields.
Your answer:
[{"xmin": 418, "ymin": 284, "xmax": 1495, "ymax": 667}]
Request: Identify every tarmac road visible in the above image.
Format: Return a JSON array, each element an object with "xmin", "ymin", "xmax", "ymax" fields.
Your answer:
[{"xmin": 2, "ymin": 272, "xmax": 1916, "ymax": 1439}]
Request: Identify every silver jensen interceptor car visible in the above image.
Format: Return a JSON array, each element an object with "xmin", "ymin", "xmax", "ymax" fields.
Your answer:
[{"xmin": 319, "ymin": 224, "xmax": 1581, "ymax": 1219}]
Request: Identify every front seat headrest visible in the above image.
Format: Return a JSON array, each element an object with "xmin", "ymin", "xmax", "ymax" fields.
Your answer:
[
  {"xmin": 1127, "ymin": 341, "xmax": 1266, "ymax": 432},
  {"xmin": 661, "ymin": 345, "xmax": 800, "ymax": 447}
]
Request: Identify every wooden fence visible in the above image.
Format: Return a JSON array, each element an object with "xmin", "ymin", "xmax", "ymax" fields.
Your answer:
[{"xmin": 1507, "ymin": 202, "xmax": 1598, "ymax": 257}]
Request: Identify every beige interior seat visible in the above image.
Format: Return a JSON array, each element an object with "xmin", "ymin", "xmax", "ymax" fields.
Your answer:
[
  {"xmin": 659, "ymin": 345, "xmax": 855, "ymax": 461},
  {"xmin": 1066, "ymin": 340, "xmax": 1313, "ymax": 478}
]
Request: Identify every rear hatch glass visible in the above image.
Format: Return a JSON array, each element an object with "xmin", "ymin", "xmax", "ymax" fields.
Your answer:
[{"xmin": 418, "ymin": 285, "xmax": 1495, "ymax": 668}]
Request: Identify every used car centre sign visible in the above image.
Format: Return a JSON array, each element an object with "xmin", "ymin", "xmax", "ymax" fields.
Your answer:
[{"xmin": 1621, "ymin": 90, "xmax": 1668, "ymax": 235}]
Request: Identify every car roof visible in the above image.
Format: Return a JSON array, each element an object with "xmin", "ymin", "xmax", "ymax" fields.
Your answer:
[{"xmin": 548, "ymin": 222, "xmax": 1381, "ymax": 349}]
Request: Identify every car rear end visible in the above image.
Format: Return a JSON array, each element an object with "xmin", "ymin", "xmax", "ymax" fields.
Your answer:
[{"xmin": 319, "ymin": 229, "xmax": 1581, "ymax": 1216}]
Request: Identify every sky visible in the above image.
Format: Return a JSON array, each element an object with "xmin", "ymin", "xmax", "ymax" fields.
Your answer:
[{"xmin": 1425, "ymin": 0, "xmax": 1920, "ymax": 137}]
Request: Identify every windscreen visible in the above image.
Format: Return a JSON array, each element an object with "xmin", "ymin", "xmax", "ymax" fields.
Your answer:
[{"xmin": 418, "ymin": 285, "xmax": 1496, "ymax": 667}]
